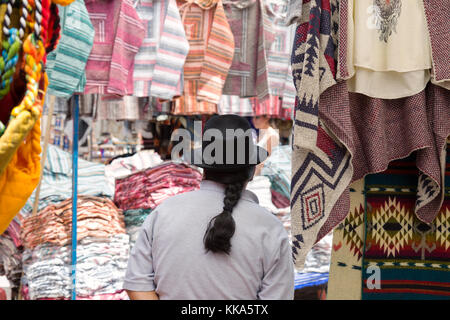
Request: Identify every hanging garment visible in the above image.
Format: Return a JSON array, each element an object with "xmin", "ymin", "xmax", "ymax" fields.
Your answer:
[
  {"xmin": 84, "ymin": 0, "xmax": 146, "ymax": 95},
  {"xmin": 291, "ymin": 0, "xmax": 339, "ymax": 150},
  {"xmin": 346, "ymin": 0, "xmax": 432, "ymax": 99},
  {"xmin": 96, "ymin": 95, "xmax": 147, "ymax": 120},
  {"xmin": 221, "ymin": 0, "xmax": 273, "ymax": 101},
  {"xmin": 338, "ymin": 0, "xmax": 450, "ymax": 91},
  {"xmin": 133, "ymin": 0, "xmax": 189, "ymax": 99},
  {"xmin": 0, "ymin": 114, "xmax": 41, "ymax": 235},
  {"xmin": 284, "ymin": 0, "xmax": 302, "ymax": 25},
  {"xmin": 218, "ymin": 95, "xmax": 255, "ymax": 116},
  {"xmin": 265, "ymin": 0, "xmax": 297, "ymax": 112},
  {"xmin": 290, "ymin": 0, "xmax": 450, "ymax": 270},
  {"xmin": 46, "ymin": 0, "xmax": 95, "ymax": 97},
  {"xmin": 172, "ymin": 0, "xmax": 235, "ymax": 115}
]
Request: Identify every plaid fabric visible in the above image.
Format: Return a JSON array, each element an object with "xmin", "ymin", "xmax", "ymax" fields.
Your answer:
[
  {"xmin": 84, "ymin": 0, "xmax": 146, "ymax": 95},
  {"xmin": 46, "ymin": 0, "xmax": 95, "ymax": 98},
  {"xmin": 133, "ymin": 0, "xmax": 189, "ymax": 99},
  {"xmin": 221, "ymin": 0, "xmax": 273, "ymax": 101},
  {"xmin": 172, "ymin": 0, "xmax": 235, "ymax": 115}
]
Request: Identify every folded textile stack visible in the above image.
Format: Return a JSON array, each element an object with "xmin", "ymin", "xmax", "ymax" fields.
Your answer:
[
  {"xmin": 21, "ymin": 196, "xmax": 125, "ymax": 249},
  {"xmin": 261, "ymin": 145, "xmax": 291, "ymax": 209},
  {"xmin": 20, "ymin": 196, "xmax": 129, "ymax": 300},
  {"xmin": 247, "ymin": 176, "xmax": 278, "ymax": 213},
  {"xmin": 21, "ymin": 145, "xmax": 114, "ymax": 218},
  {"xmin": 114, "ymin": 161, "xmax": 203, "ymax": 211},
  {"xmin": 104, "ymin": 150, "xmax": 163, "ymax": 191},
  {"xmin": 123, "ymin": 209, "xmax": 152, "ymax": 246},
  {"xmin": 0, "ymin": 221, "xmax": 22, "ymax": 289}
]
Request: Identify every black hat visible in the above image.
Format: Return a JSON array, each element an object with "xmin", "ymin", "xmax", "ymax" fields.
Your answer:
[{"xmin": 187, "ymin": 114, "xmax": 268, "ymax": 171}]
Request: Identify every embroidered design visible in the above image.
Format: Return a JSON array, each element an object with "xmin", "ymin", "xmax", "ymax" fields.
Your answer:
[
  {"xmin": 371, "ymin": 0, "xmax": 402, "ymax": 43},
  {"xmin": 300, "ymin": 184, "xmax": 326, "ymax": 230}
]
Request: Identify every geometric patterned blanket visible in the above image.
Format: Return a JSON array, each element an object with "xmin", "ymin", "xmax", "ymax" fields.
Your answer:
[
  {"xmin": 327, "ymin": 179, "xmax": 364, "ymax": 300},
  {"xmin": 362, "ymin": 147, "xmax": 450, "ymax": 300}
]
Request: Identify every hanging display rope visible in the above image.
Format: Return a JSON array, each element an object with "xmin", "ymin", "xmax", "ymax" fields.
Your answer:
[
  {"xmin": 19, "ymin": 0, "xmax": 29, "ymax": 40},
  {"xmin": 71, "ymin": 95, "xmax": 80, "ymax": 301}
]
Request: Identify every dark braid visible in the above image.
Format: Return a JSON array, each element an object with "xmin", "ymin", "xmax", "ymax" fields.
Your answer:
[{"xmin": 203, "ymin": 181, "xmax": 245, "ymax": 254}]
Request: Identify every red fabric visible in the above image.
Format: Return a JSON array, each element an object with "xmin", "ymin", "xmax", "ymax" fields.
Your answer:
[{"xmin": 0, "ymin": 288, "xmax": 6, "ymax": 300}]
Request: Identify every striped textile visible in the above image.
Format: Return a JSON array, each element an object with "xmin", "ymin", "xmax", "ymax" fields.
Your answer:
[
  {"xmin": 97, "ymin": 95, "xmax": 149, "ymax": 120},
  {"xmin": 21, "ymin": 145, "xmax": 114, "ymax": 216},
  {"xmin": 84, "ymin": 0, "xmax": 146, "ymax": 95},
  {"xmin": 46, "ymin": 0, "xmax": 95, "ymax": 98},
  {"xmin": 222, "ymin": 0, "xmax": 273, "ymax": 101},
  {"xmin": 172, "ymin": 0, "xmax": 235, "ymax": 115},
  {"xmin": 294, "ymin": 272, "xmax": 329, "ymax": 290},
  {"xmin": 217, "ymin": 95, "xmax": 254, "ymax": 116},
  {"xmin": 133, "ymin": 0, "xmax": 189, "ymax": 99},
  {"xmin": 218, "ymin": 0, "xmax": 296, "ymax": 119},
  {"xmin": 265, "ymin": 0, "xmax": 297, "ymax": 112},
  {"xmin": 218, "ymin": 95, "xmax": 293, "ymax": 119}
]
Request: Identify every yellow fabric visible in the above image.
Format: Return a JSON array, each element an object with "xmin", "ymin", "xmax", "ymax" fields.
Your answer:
[
  {"xmin": 0, "ymin": 108, "xmax": 40, "ymax": 175},
  {"xmin": 0, "ymin": 110, "xmax": 41, "ymax": 235},
  {"xmin": 52, "ymin": 0, "xmax": 76, "ymax": 5}
]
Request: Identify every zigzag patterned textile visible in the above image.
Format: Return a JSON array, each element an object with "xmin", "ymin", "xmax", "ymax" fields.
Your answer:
[
  {"xmin": 362, "ymin": 147, "xmax": 450, "ymax": 299},
  {"xmin": 290, "ymin": 0, "xmax": 352, "ymax": 268}
]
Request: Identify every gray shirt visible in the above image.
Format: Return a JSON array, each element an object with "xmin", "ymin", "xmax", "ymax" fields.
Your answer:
[{"xmin": 123, "ymin": 180, "xmax": 294, "ymax": 300}]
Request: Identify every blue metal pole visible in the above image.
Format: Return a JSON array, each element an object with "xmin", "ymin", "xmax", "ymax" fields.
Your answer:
[{"xmin": 71, "ymin": 95, "xmax": 80, "ymax": 300}]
